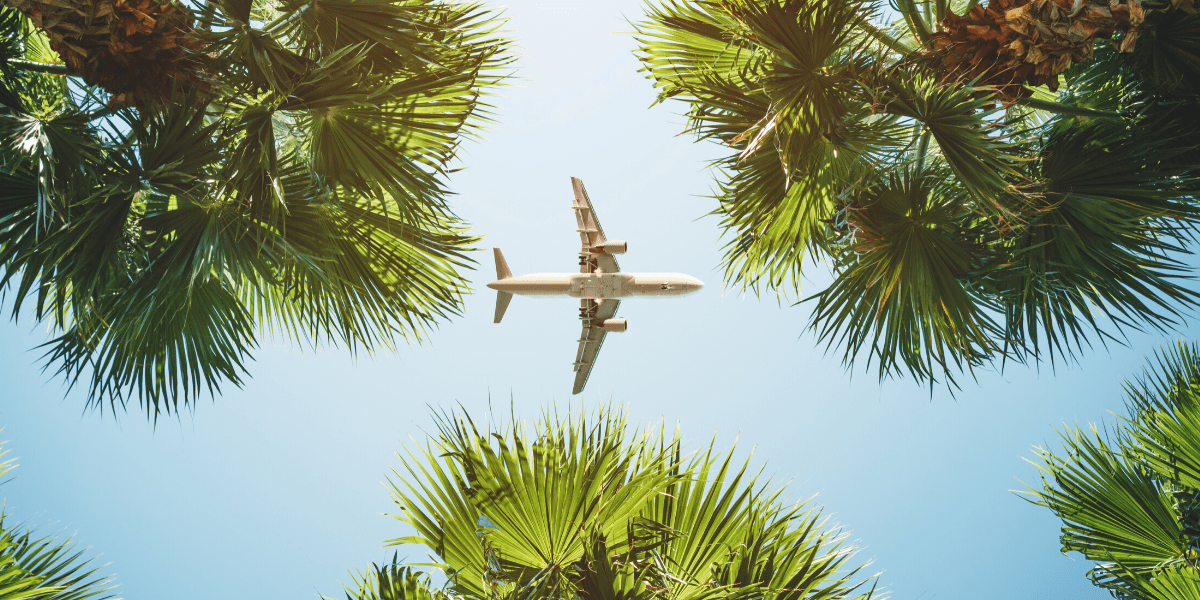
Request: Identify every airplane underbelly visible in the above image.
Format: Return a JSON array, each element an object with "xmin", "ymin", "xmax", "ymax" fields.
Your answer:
[
  {"xmin": 567, "ymin": 274, "xmax": 633, "ymax": 299},
  {"xmin": 625, "ymin": 274, "xmax": 702, "ymax": 297},
  {"xmin": 503, "ymin": 274, "xmax": 571, "ymax": 296}
]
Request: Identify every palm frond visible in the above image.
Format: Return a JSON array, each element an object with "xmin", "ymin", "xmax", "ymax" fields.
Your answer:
[
  {"xmin": 1121, "ymin": 343, "xmax": 1200, "ymax": 496},
  {"xmin": 0, "ymin": 519, "xmax": 117, "ymax": 600},
  {"xmin": 640, "ymin": 441, "xmax": 762, "ymax": 599},
  {"xmin": 391, "ymin": 407, "xmax": 679, "ymax": 598},
  {"xmin": 1119, "ymin": 566, "xmax": 1200, "ymax": 600},
  {"xmin": 633, "ymin": 0, "xmax": 751, "ymax": 107},
  {"xmin": 0, "ymin": 442, "xmax": 117, "ymax": 600},
  {"xmin": 1025, "ymin": 423, "xmax": 1187, "ymax": 593},
  {"xmin": 329, "ymin": 560, "xmax": 447, "ymax": 600},
  {"xmin": 40, "ymin": 273, "xmax": 257, "ymax": 419},
  {"xmin": 1023, "ymin": 342, "xmax": 1200, "ymax": 597},
  {"xmin": 868, "ymin": 67, "xmax": 1030, "ymax": 219},
  {"xmin": 1129, "ymin": 7, "xmax": 1200, "ymax": 94},
  {"xmin": 808, "ymin": 161, "xmax": 1002, "ymax": 387},
  {"xmin": 575, "ymin": 535, "xmax": 660, "ymax": 600},
  {"xmin": 635, "ymin": 0, "xmax": 1200, "ymax": 390},
  {"xmin": 635, "ymin": 0, "xmax": 905, "ymax": 294},
  {"xmin": 989, "ymin": 119, "xmax": 1200, "ymax": 366},
  {"xmin": 712, "ymin": 501, "xmax": 875, "ymax": 600}
]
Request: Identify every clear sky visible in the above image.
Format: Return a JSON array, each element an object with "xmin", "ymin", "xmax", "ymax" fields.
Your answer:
[{"xmin": 1, "ymin": 1, "xmax": 1194, "ymax": 599}]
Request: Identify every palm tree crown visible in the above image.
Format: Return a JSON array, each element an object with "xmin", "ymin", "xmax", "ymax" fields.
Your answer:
[
  {"xmin": 633, "ymin": 0, "xmax": 1200, "ymax": 389},
  {"xmin": 0, "ymin": 0, "xmax": 512, "ymax": 418}
]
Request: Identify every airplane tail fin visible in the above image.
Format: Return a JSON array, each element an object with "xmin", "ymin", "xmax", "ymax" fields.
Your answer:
[
  {"xmin": 494, "ymin": 248, "xmax": 513, "ymax": 280},
  {"xmin": 493, "ymin": 248, "xmax": 513, "ymax": 323},
  {"xmin": 494, "ymin": 291, "xmax": 513, "ymax": 324}
]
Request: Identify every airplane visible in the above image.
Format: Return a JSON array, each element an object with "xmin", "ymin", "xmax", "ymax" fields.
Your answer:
[{"xmin": 488, "ymin": 177, "xmax": 704, "ymax": 395}]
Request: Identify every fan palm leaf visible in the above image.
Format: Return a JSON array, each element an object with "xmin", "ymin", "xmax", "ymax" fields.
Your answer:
[
  {"xmin": 389, "ymin": 408, "xmax": 681, "ymax": 599},
  {"xmin": 1028, "ymin": 423, "xmax": 1188, "ymax": 593},
  {"xmin": 1026, "ymin": 342, "xmax": 1200, "ymax": 598},
  {"xmin": 1122, "ymin": 566, "xmax": 1200, "ymax": 600},
  {"xmin": 988, "ymin": 120, "xmax": 1200, "ymax": 367},
  {"xmin": 336, "ymin": 562, "xmax": 451, "ymax": 600},
  {"xmin": 362, "ymin": 405, "xmax": 879, "ymax": 600},
  {"xmin": 808, "ymin": 160, "xmax": 1003, "ymax": 386},
  {"xmin": 635, "ymin": 0, "xmax": 905, "ymax": 293}
]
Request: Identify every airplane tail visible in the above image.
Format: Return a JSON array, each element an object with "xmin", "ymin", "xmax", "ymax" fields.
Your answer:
[
  {"xmin": 494, "ymin": 248, "xmax": 513, "ymax": 280},
  {"xmin": 493, "ymin": 248, "xmax": 513, "ymax": 323}
]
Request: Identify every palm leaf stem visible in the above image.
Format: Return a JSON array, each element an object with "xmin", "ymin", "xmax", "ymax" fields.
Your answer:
[
  {"xmin": 1015, "ymin": 97, "xmax": 1123, "ymax": 118},
  {"xmin": 858, "ymin": 21, "xmax": 915, "ymax": 56},
  {"xmin": 199, "ymin": 0, "xmax": 215, "ymax": 27},
  {"xmin": 915, "ymin": 128, "xmax": 931, "ymax": 171},
  {"xmin": 5, "ymin": 59, "xmax": 72, "ymax": 75},
  {"xmin": 895, "ymin": 0, "xmax": 933, "ymax": 44},
  {"xmin": 935, "ymin": 0, "xmax": 947, "ymax": 23},
  {"xmin": 962, "ymin": 0, "xmax": 981, "ymax": 14}
]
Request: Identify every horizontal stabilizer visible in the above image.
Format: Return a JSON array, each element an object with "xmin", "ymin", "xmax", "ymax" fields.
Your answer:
[
  {"xmin": 494, "ymin": 248, "xmax": 512, "ymax": 280},
  {"xmin": 494, "ymin": 291, "xmax": 513, "ymax": 324}
]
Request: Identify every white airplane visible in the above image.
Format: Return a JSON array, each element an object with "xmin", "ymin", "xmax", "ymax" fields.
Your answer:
[{"xmin": 488, "ymin": 177, "xmax": 704, "ymax": 394}]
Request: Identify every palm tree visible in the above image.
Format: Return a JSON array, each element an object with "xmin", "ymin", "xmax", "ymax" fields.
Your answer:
[
  {"xmin": 0, "ymin": 443, "xmax": 117, "ymax": 600},
  {"xmin": 0, "ymin": 0, "xmax": 511, "ymax": 418},
  {"xmin": 633, "ymin": 0, "xmax": 1200, "ymax": 389},
  {"xmin": 328, "ymin": 406, "xmax": 881, "ymax": 600},
  {"xmin": 1026, "ymin": 341, "xmax": 1200, "ymax": 598}
]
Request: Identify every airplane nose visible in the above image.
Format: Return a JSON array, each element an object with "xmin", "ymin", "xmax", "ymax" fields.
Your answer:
[
  {"xmin": 686, "ymin": 276, "xmax": 704, "ymax": 293},
  {"xmin": 486, "ymin": 281, "xmax": 499, "ymax": 290}
]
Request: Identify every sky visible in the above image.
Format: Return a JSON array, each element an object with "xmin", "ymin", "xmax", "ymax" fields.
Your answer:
[{"xmin": 2, "ymin": 1, "xmax": 1197, "ymax": 599}]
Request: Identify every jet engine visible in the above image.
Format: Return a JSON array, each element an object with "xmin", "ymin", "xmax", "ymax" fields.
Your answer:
[
  {"xmin": 600, "ymin": 318, "xmax": 628, "ymax": 333},
  {"xmin": 596, "ymin": 240, "xmax": 627, "ymax": 254}
]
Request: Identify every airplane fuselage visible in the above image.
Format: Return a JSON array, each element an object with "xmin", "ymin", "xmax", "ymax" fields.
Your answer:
[{"xmin": 487, "ymin": 272, "xmax": 703, "ymax": 299}]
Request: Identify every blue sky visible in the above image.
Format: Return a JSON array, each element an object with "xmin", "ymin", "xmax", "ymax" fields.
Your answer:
[{"xmin": 1, "ymin": 1, "xmax": 1195, "ymax": 598}]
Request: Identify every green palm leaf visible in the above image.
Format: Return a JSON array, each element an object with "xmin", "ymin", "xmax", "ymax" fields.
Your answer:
[
  {"xmin": 0, "ymin": 443, "xmax": 116, "ymax": 600},
  {"xmin": 331, "ymin": 560, "xmax": 449, "ymax": 600},
  {"xmin": 1026, "ymin": 342, "xmax": 1200, "ymax": 598},
  {"xmin": 635, "ymin": 0, "xmax": 903, "ymax": 295},
  {"xmin": 1122, "ymin": 567, "xmax": 1200, "ymax": 600},
  {"xmin": 389, "ymin": 408, "xmax": 680, "ymax": 598},
  {"xmin": 868, "ymin": 67, "xmax": 1029, "ymax": 219},
  {"xmin": 369, "ymin": 405, "xmax": 879, "ymax": 600},
  {"xmin": 1126, "ymin": 343, "xmax": 1200, "ymax": 493},
  {"xmin": 1028, "ymin": 424, "xmax": 1187, "ymax": 593},
  {"xmin": 1129, "ymin": 8, "xmax": 1200, "ymax": 94},
  {"xmin": 990, "ymin": 120, "xmax": 1200, "ymax": 367},
  {"xmin": 809, "ymin": 161, "xmax": 1002, "ymax": 386}
]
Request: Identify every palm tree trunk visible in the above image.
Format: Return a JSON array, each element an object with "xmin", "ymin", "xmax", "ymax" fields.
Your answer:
[
  {"xmin": 2, "ymin": 0, "xmax": 204, "ymax": 108},
  {"xmin": 929, "ymin": 0, "xmax": 1147, "ymax": 100}
]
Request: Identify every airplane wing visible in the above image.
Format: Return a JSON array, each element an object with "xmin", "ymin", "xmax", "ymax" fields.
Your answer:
[
  {"xmin": 571, "ymin": 177, "xmax": 620, "ymax": 274},
  {"xmin": 572, "ymin": 298, "xmax": 620, "ymax": 395}
]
